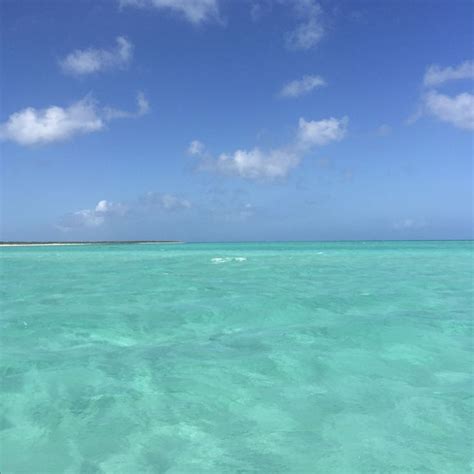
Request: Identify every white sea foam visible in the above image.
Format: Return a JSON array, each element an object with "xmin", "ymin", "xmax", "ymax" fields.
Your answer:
[{"xmin": 211, "ymin": 257, "xmax": 247, "ymax": 264}]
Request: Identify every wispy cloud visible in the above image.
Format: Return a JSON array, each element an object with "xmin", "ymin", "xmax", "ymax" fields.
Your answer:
[
  {"xmin": 188, "ymin": 116, "xmax": 348, "ymax": 181},
  {"xmin": 103, "ymin": 92, "xmax": 150, "ymax": 120},
  {"xmin": 286, "ymin": 0, "xmax": 325, "ymax": 50},
  {"xmin": 393, "ymin": 218, "xmax": 427, "ymax": 231},
  {"xmin": 188, "ymin": 139, "xmax": 206, "ymax": 155},
  {"xmin": 60, "ymin": 36, "xmax": 133, "ymax": 76},
  {"xmin": 248, "ymin": 1, "xmax": 326, "ymax": 50},
  {"xmin": 118, "ymin": 0, "xmax": 220, "ymax": 25},
  {"xmin": 279, "ymin": 74, "xmax": 326, "ymax": 98},
  {"xmin": 375, "ymin": 124, "xmax": 392, "ymax": 136},
  {"xmin": 0, "ymin": 93, "xmax": 149, "ymax": 146},
  {"xmin": 58, "ymin": 192, "xmax": 191, "ymax": 231},
  {"xmin": 250, "ymin": 2, "xmax": 267, "ymax": 22},
  {"xmin": 423, "ymin": 60, "xmax": 474, "ymax": 87}
]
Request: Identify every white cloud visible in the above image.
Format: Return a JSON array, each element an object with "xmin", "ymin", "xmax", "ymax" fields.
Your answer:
[
  {"xmin": 214, "ymin": 147, "xmax": 300, "ymax": 180},
  {"xmin": 0, "ymin": 93, "xmax": 149, "ymax": 146},
  {"xmin": 58, "ymin": 199, "xmax": 130, "ymax": 230},
  {"xmin": 423, "ymin": 90, "xmax": 474, "ymax": 131},
  {"xmin": 423, "ymin": 60, "xmax": 474, "ymax": 87},
  {"xmin": 411, "ymin": 60, "xmax": 474, "ymax": 131},
  {"xmin": 59, "ymin": 192, "xmax": 191, "ymax": 231},
  {"xmin": 67, "ymin": 209, "xmax": 106, "ymax": 229},
  {"xmin": 297, "ymin": 116, "xmax": 348, "ymax": 148},
  {"xmin": 94, "ymin": 199, "xmax": 128, "ymax": 216},
  {"xmin": 0, "ymin": 97, "xmax": 103, "ymax": 146},
  {"xmin": 118, "ymin": 0, "xmax": 220, "ymax": 24},
  {"xmin": 60, "ymin": 36, "xmax": 133, "ymax": 76},
  {"xmin": 286, "ymin": 0, "xmax": 325, "ymax": 50},
  {"xmin": 279, "ymin": 74, "xmax": 326, "ymax": 98},
  {"xmin": 190, "ymin": 116, "xmax": 348, "ymax": 181}
]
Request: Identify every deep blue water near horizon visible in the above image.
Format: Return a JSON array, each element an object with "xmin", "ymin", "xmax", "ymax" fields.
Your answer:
[{"xmin": 1, "ymin": 241, "xmax": 472, "ymax": 473}]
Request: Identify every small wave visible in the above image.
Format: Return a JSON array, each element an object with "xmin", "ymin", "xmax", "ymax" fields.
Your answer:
[{"xmin": 211, "ymin": 257, "xmax": 247, "ymax": 264}]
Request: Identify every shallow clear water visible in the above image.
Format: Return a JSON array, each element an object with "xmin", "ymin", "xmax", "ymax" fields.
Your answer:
[{"xmin": 1, "ymin": 241, "xmax": 473, "ymax": 473}]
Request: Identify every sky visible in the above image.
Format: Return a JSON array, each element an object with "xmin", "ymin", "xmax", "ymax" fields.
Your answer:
[{"xmin": 0, "ymin": 0, "xmax": 473, "ymax": 242}]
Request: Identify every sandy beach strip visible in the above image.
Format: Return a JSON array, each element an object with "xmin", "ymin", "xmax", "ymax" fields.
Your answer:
[
  {"xmin": 0, "ymin": 241, "xmax": 183, "ymax": 247},
  {"xmin": 0, "ymin": 243, "xmax": 89, "ymax": 247}
]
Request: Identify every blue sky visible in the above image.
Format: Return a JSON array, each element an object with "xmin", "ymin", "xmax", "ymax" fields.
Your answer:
[{"xmin": 1, "ymin": 0, "xmax": 472, "ymax": 242}]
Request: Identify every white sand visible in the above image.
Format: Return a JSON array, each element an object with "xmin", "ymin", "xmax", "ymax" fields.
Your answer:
[
  {"xmin": 0, "ymin": 243, "xmax": 89, "ymax": 247},
  {"xmin": 0, "ymin": 242, "xmax": 182, "ymax": 247}
]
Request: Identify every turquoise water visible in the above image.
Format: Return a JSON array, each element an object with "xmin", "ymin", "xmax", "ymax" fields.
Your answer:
[{"xmin": 1, "ymin": 241, "xmax": 472, "ymax": 473}]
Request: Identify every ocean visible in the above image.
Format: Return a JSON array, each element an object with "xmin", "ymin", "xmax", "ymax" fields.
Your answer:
[{"xmin": 1, "ymin": 241, "xmax": 472, "ymax": 472}]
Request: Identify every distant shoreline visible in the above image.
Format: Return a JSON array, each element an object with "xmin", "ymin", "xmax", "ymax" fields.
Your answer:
[{"xmin": 0, "ymin": 241, "xmax": 183, "ymax": 247}]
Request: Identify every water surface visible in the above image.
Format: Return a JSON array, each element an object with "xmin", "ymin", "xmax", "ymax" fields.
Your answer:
[{"xmin": 1, "ymin": 241, "xmax": 472, "ymax": 472}]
